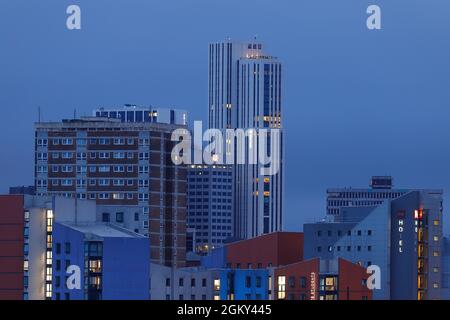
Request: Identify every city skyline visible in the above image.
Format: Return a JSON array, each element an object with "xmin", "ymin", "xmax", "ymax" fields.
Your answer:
[{"xmin": 1, "ymin": 1, "xmax": 450, "ymax": 235}]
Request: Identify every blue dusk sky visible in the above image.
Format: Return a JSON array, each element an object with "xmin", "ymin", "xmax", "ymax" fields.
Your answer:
[{"xmin": 1, "ymin": 1, "xmax": 449, "ymax": 233}]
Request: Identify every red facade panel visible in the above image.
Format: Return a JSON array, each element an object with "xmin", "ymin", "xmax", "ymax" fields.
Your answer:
[
  {"xmin": 226, "ymin": 232, "xmax": 304, "ymax": 268},
  {"xmin": 338, "ymin": 258, "xmax": 372, "ymax": 300},
  {"xmin": 274, "ymin": 258, "xmax": 320, "ymax": 300},
  {"xmin": 0, "ymin": 195, "xmax": 24, "ymax": 300}
]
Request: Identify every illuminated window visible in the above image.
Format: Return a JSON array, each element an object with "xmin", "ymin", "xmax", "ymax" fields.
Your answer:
[
  {"xmin": 214, "ymin": 279, "xmax": 221, "ymax": 291},
  {"xmin": 213, "ymin": 295, "xmax": 220, "ymax": 301},
  {"xmin": 433, "ymin": 236, "xmax": 439, "ymax": 242},
  {"xmin": 433, "ymin": 220, "xmax": 440, "ymax": 226},
  {"xmin": 89, "ymin": 260, "xmax": 102, "ymax": 273},
  {"xmin": 433, "ymin": 251, "xmax": 440, "ymax": 257},
  {"xmin": 433, "ymin": 283, "xmax": 439, "ymax": 289},
  {"xmin": 277, "ymin": 276, "xmax": 286, "ymax": 299}
]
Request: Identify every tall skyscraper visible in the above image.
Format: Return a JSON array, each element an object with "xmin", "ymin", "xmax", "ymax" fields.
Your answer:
[
  {"xmin": 208, "ymin": 40, "xmax": 283, "ymax": 239},
  {"xmin": 187, "ymin": 164, "xmax": 234, "ymax": 254},
  {"xmin": 34, "ymin": 117, "xmax": 187, "ymax": 267}
]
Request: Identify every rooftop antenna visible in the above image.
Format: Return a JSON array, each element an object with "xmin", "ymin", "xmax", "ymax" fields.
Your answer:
[{"xmin": 74, "ymin": 108, "xmax": 77, "ymax": 119}]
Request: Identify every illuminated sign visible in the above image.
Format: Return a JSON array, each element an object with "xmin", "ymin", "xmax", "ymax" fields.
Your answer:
[
  {"xmin": 397, "ymin": 210, "xmax": 406, "ymax": 254},
  {"xmin": 310, "ymin": 272, "xmax": 317, "ymax": 300}
]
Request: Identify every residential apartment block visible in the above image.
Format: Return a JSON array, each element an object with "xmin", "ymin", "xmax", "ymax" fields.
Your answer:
[{"xmin": 35, "ymin": 117, "xmax": 187, "ymax": 267}]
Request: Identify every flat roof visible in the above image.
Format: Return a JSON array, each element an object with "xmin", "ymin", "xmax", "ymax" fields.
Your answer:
[{"xmin": 58, "ymin": 222, "xmax": 146, "ymax": 239}]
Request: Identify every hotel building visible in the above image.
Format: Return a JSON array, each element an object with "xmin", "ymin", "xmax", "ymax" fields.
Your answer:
[{"xmin": 305, "ymin": 183, "xmax": 443, "ymax": 300}]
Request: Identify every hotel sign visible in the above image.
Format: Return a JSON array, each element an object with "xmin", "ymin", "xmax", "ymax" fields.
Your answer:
[
  {"xmin": 310, "ymin": 272, "xmax": 317, "ymax": 300},
  {"xmin": 397, "ymin": 210, "xmax": 406, "ymax": 254}
]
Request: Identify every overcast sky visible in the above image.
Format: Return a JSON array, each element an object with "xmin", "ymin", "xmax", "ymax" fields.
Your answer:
[{"xmin": 1, "ymin": 0, "xmax": 449, "ymax": 233}]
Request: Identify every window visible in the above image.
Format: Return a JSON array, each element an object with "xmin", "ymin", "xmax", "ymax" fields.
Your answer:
[
  {"xmin": 113, "ymin": 152, "xmax": 126, "ymax": 159},
  {"xmin": 116, "ymin": 212, "xmax": 124, "ymax": 223},
  {"xmin": 62, "ymin": 179, "xmax": 73, "ymax": 187},
  {"xmin": 134, "ymin": 212, "xmax": 139, "ymax": 221},
  {"xmin": 65, "ymin": 242, "xmax": 71, "ymax": 254},
  {"xmin": 56, "ymin": 260, "xmax": 61, "ymax": 271},
  {"xmin": 62, "ymin": 152, "xmax": 73, "ymax": 159},
  {"xmin": 114, "ymin": 166, "xmax": 125, "ymax": 173},
  {"xmin": 112, "ymin": 193, "xmax": 125, "ymax": 200},
  {"xmin": 277, "ymin": 276, "xmax": 286, "ymax": 299},
  {"xmin": 288, "ymin": 276, "xmax": 295, "ymax": 288},
  {"xmin": 165, "ymin": 278, "xmax": 170, "ymax": 287},
  {"xmin": 300, "ymin": 276, "xmax": 307, "ymax": 288},
  {"xmin": 113, "ymin": 138, "xmax": 125, "ymax": 145},
  {"xmin": 99, "ymin": 166, "xmax": 110, "ymax": 173},
  {"xmin": 99, "ymin": 152, "xmax": 110, "ymax": 159},
  {"xmin": 62, "ymin": 138, "xmax": 73, "ymax": 145},
  {"xmin": 102, "ymin": 213, "xmax": 110, "ymax": 222},
  {"xmin": 202, "ymin": 278, "xmax": 207, "ymax": 287},
  {"xmin": 179, "ymin": 278, "xmax": 184, "ymax": 287},
  {"xmin": 214, "ymin": 279, "xmax": 220, "ymax": 291},
  {"xmin": 191, "ymin": 278, "xmax": 196, "ymax": 287},
  {"xmin": 56, "ymin": 243, "xmax": 61, "ymax": 254},
  {"xmin": 245, "ymin": 276, "xmax": 251, "ymax": 288},
  {"xmin": 256, "ymin": 276, "xmax": 262, "ymax": 288}
]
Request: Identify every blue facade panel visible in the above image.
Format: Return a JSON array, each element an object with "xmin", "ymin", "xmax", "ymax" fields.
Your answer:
[
  {"xmin": 52, "ymin": 223, "xmax": 85, "ymax": 300},
  {"xmin": 219, "ymin": 269, "xmax": 269, "ymax": 300},
  {"xmin": 102, "ymin": 237, "xmax": 150, "ymax": 300},
  {"xmin": 201, "ymin": 246, "xmax": 227, "ymax": 269},
  {"xmin": 52, "ymin": 223, "xmax": 150, "ymax": 300}
]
